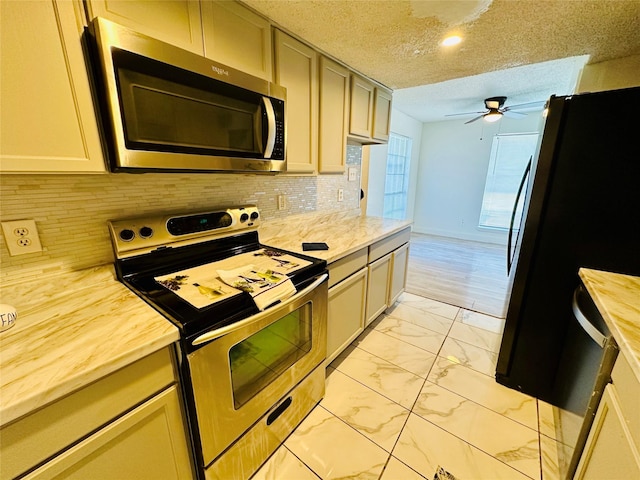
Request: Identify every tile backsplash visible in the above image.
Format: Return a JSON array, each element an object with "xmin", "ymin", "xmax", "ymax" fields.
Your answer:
[{"xmin": 0, "ymin": 147, "xmax": 362, "ymax": 286}]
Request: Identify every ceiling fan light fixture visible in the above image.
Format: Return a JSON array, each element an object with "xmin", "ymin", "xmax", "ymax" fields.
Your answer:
[
  {"xmin": 484, "ymin": 110, "xmax": 503, "ymax": 122},
  {"xmin": 441, "ymin": 35, "xmax": 462, "ymax": 47}
]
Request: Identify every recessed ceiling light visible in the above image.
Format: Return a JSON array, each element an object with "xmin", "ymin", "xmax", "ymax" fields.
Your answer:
[{"xmin": 441, "ymin": 35, "xmax": 462, "ymax": 47}]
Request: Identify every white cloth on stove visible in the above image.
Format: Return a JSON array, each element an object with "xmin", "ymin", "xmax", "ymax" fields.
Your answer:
[{"xmin": 217, "ymin": 264, "xmax": 296, "ymax": 311}]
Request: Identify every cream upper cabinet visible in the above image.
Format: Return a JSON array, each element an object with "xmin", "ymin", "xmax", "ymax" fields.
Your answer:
[
  {"xmin": 85, "ymin": 0, "xmax": 204, "ymax": 54},
  {"xmin": 0, "ymin": 0, "xmax": 105, "ymax": 173},
  {"xmin": 373, "ymin": 87, "xmax": 393, "ymax": 142},
  {"xmin": 318, "ymin": 56, "xmax": 350, "ymax": 173},
  {"xmin": 349, "ymin": 74, "xmax": 375, "ymax": 139},
  {"xmin": 349, "ymin": 73, "xmax": 392, "ymax": 144},
  {"xmin": 274, "ymin": 30, "xmax": 318, "ymax": 173},
  {"xmin": 201, "ymin": 1, "xmax": 272, "ymax": 81}
]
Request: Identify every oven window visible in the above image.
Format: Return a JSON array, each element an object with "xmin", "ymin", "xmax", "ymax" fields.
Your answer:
[{"xmin": 229, "ymin": 303, "xmax": 312, "ymax": 408}]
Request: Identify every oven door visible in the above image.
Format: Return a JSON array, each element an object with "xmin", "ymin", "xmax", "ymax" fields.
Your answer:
[{"xmin": 188, "ymin": 273, "xmax": 327, "ymax": 467}]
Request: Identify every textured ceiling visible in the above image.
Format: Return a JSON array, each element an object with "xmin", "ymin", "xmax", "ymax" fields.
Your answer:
[
  {"xmin": 242, "ymin": 0, "xmax": 640, "ymax": 90},
  {"xmin": 242, "ymin": 0, "xmax": 640, "ymax": 123}
]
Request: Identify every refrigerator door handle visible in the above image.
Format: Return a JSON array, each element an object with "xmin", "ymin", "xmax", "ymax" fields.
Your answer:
[
  {"xmin": 507, "ymin": 157, "xmax": 532, "ymax": 275},
  {"xmin": 572, "ymin": 288, "xmax": 607, "ymax": 348}
]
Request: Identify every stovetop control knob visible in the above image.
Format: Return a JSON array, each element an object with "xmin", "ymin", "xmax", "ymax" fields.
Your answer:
[
  {"xmin": 250, "ymin": 211, "xmax": 259, "ymax": 220},
  {"xmin": 139, "ymin": 226, "xmax": 153, "ymax": 238},
  {"xmin": 119, "ymin": 229, "xmax": 135, "ymax": 242},
  {"xmin": 240, "ymin": 213, "xmax": 249, "ymax": 222}
]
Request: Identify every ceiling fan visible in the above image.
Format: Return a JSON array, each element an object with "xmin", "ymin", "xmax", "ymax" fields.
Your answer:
[{"xmin": 447, "ymin": 96, "xmax": 546, "ymax": 124}]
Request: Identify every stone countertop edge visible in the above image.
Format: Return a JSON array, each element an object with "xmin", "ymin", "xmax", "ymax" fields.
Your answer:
[
  {"xmin": 259, "ymin": 211, "xmax": 413, "ymax": 264},
  {"xmin": 579, "ymin": 268, "xmax": 640, "ymax": 384},
  {"xmin": 0, "ymin": 265, "xmax": 179, "ymax": 427}
]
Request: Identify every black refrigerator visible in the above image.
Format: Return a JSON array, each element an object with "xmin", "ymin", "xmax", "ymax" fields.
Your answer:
[{"xmin": 496, "ymin": 87, "xmax": 640, "ymax": 405}]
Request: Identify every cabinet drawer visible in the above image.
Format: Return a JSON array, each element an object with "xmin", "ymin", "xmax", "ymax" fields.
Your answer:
[
  {"xmin": 612, "ymin": 351, "xmax": 640, "ymax": 451},
  {"xmin": 328, "ymin": 247, "xmax": 368, "ymax": 288},
  {"xmin": 368, "ymin": 227, "xmax": 411, "ymax": 263},
  {"xmin": 0, "ymin": 347, "xmax": 177, "ymax": 479}
]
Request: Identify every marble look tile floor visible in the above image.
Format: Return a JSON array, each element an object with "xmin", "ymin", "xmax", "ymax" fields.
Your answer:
[{"xmin": 253, "ymin": 293, "xmax": 569, "ymax": 480}]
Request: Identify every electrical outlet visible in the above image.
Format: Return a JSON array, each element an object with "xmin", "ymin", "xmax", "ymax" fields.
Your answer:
[
  {"xmin": 348, "ymin": 167, "xmax": 357, "ymax": 182},
  {"xmin": 338, "ymin": 189, "xmax": 344, "ymax": 202},
  {"xmin": 2, "ymin": 219, "xmax": 43, "ymax": 256},
  {"xmin": 277, "ymin": 194, "xmax": 286, "ymax": 210}
]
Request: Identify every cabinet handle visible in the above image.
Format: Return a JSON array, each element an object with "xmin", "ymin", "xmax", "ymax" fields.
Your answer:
[{"xmin": 572, "ymin": 288, "xmax": 607, "ymax": 348}]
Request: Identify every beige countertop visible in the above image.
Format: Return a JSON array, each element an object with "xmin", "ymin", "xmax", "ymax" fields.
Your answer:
[
  {"xmin": 259, "ymin": 210, "xmax": 413, "ymax": 263},
  {"xmin": 579, "ymin": 268, "xmax": 640, "ymax": 383},
  {"xmin": 0, "ymin": 265, "xmax": 179, "ymax": 427},
  {"xmin": 0, "ymin": 211, "xmax": 411, "ymax": 427}
]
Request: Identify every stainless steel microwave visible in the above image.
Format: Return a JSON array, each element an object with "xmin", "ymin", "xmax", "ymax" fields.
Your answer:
[{"xmin": 87, "ymin": 17, "xmax": 286, "ymax": 173}]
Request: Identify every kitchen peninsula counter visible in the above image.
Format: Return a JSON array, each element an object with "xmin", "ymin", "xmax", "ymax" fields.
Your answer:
[
  {"xmin": 259, "ymin": 210, "xmax": 413, "ymax": 264},
  {"xmin": 579, "ymin": 268, "xmax": 640, "ymax": 383},
  {"xmin": 0, "ymin": 265, "xmax": 179, "ymax": 427}
]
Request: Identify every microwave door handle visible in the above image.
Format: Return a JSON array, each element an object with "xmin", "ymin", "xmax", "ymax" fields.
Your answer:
[
  {"xmin": 507, "ymin": 156, "xmax": 532, "ymax": 275},
  {"xmin": 262, "ymin": 97, "xmax": 276, "ymax": 158},
  {"xmin": 191, "ymin": 273, "xmax": 328, "ymax": 347}
]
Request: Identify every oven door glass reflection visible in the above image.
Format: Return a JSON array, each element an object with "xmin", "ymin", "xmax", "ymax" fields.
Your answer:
[{"xmin": 229, "ymin": 303, "xmax": 312, "ymax": 408}]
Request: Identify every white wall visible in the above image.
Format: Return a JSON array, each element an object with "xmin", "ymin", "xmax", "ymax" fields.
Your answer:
[
  {"xmin": 366, "ymin": 108, "xmax": 423, "ymax": 219},
  {"xmin": 413, "ymin": 113, "xmax": 544, "ymax": 244}
]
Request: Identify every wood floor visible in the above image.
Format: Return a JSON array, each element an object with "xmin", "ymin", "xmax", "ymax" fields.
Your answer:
[{"xmin": 406, "ymin": 233, "xmax": 511, "ymax": 319}]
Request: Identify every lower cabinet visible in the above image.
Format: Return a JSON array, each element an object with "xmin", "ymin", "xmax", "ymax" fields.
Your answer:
[
  {"xmin": 388, "ymin": 242, "xmax": 410, "ymax": 306},
  {"xmin": 0, "ymin": 347, "xmax": 193, "ymax": 480},
  {"xmin": 326, "ymin": 227, "xmax": 411, "ymax": 362},
  {"xmin": 365, "ymin": 253, "xmax": 393, "ymax": 326},
  {"xmin": 574, "ymin": 351, "xmax": 640, "ymax": 479},
  {"xmin": 327, "ymin": 266, "xmax": 368, "ymax": 363},
  {"xmin": 24, "ymin": 386, "xmax": 192, "ymax": 480}
]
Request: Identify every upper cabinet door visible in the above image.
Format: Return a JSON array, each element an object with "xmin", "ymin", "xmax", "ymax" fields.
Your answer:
[
  {"xmin": 201, "ymin": 1, "xmax": 273, "ymax": 81},
  {"xmin": 85, "ymin": 0, "xmax": 204, "ymax": 54},
  {"xmin": 0, "ymin": 0, "xmax": 105, "ymax": 173},
  {"xmin": 274, "ymin": 30, "xmax": 318, "ymax": 173},
  {"xmin": 318, "ymin": 57, "xmax": 349, "ymax": 173},
  {"xmin": 373, "ymin": 87, "xmax": 392, "ymax": 142},
  {"xmin": 349, "ymin": 74, "xmax": 374, "ymax": 139}
]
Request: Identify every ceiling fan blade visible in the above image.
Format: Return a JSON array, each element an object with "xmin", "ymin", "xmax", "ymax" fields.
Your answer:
[
  {"xmin": 503, "ymin": 110, "xmax": 527, "ymax": 119},
  {"xmin": 464, "ymin": 115, "xmax": 485, "ymax": 124},
  {"xmin": 505, "ymin": 100, "xmax": 547, "ymax": 111},
  {"xmin": 445, "ymin": 111, "xmax": 486, "ymax": 117}
]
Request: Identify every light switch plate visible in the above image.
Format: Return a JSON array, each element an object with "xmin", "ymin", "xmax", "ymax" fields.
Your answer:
[
  {"xmin": 348, "ymin": 167, "xmax": 357, "ymax": 182},
  {"xmin": 2, "ymin": 219, "xmax": 43, "ymax": 256}
]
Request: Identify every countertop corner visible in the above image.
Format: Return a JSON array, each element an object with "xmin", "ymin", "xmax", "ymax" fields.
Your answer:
[
  {"xmin": 0, "ymin": 265, "xmax": 179, "ymax": 427},
  {"xmin": 579, "ymin": 267, "xmax": 640, "ymax": 382}
]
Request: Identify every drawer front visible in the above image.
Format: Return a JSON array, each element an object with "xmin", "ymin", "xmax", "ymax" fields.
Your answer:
[
  {"xmin": 205, "ymin": 364, "xmax": 325, "ymax": 480},
  {"xmin": 328, "ymin": 247, "xmax": 368, "ymax": 288},
  {"xmin": 368, "ymin": 227, "xmax": 411, "ymax": 263}
]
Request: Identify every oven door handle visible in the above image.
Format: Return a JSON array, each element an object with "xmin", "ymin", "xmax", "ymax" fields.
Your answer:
[{"xmin": 191, "ymin": 273, "xmax": 328, "ymax": 347}]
